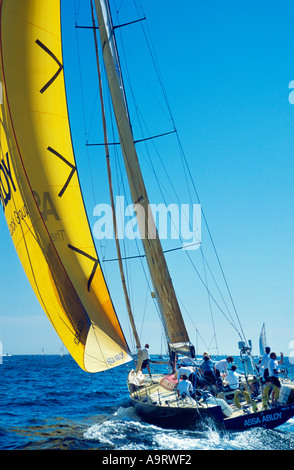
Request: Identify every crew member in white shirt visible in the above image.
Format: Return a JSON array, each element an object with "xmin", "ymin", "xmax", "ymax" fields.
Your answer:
[
  {"xmin": 140, "ymin": 344, "xmax": 152, "ymax": 378},
  {"xmin": 214, "ymin": 356, "xmax": 234, "ymax": 390},
  {"xmin": 223, "ymin": 365, "xmax": 239, "ymax": 390},
  {"xmin": 176, "ymin": 365, "xmax": 193, "ymax": 381},
  {"xmin": 177, "ymin": 374, "xmax": 195, "ymax": 402},
  {"xmin": 268, "ymin": 351, "xmax": 284, "ymax": 388},
  {"xmin": 258, "ymin": 346, "xmax": 271, "ymax": 383}
]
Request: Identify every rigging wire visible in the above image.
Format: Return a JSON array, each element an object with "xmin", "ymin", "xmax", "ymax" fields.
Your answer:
[
  {"xmin": 85, "ymin": 0, "xmax": 247, "ymax": 352},
  {"xmin": 129, "ymin": 0, "xmax": 248, "ymax": 344},
  {"xmin": 101, "ymin": 56, "xmax": 166, "ymax": 351},
  {"xmin": 72, "ymin": 1, "xmax": 133, "ymax": 387},
  {"xmin": 105, "ymin": 1, "xmax": 182, "ymax": 347},
  {"xmin": 105, "ymin": 35, "xmax": 242, "ymax": 339},
  {"xmin": 109, "ymin": 12, "xmax": 192, "ymax": 341},
  {"xmin": 201, "ymin": 247, "xmax": 219, "ymax": 355}
]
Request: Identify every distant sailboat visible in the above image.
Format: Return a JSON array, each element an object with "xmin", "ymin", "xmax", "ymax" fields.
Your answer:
[
  {"xmin": 1, "ymin": 0, "xmax": 294, "ymax": 431},
  {"xmin": 60, "ymin": 344, "xmax": 67, "ymax": 357},
  {"xmin": 259, "ymin": 323, "xmax": 267, "ymax": 356}
]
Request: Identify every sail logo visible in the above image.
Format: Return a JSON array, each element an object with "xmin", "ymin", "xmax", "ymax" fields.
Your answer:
[
  {"xmin": 244, "ymin": 412, "xmax": 282, "ymax": 427},
  {"xmin": 0, "ymin": 152, "xmax": 17, "ymax": 209},
  {"xmin": 93, "ymin": 196, "xmax": 201, "ymax": 250},
  {"xmin": 33, "ymin": 190, "xmax": 60, "ymax": 221}
]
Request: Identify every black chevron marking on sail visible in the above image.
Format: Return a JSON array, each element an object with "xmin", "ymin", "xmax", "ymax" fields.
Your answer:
[
  {"xmin": 36, "ymin": 39, "xmax": 63, "ymax": 93},
  {"xmin": 68, "ymin": 244, "xmax": 99, "ymax": 292},
  {"xmin": 47, "ymin": 147, "xmax": 77, "ymax": 197}
]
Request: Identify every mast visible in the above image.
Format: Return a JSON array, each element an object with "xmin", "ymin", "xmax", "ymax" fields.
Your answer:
[
  {"xmin": 90, "ymin": 0, "xmax": 141, "ymax": 356},
  {"xmin": 93, "ymin": 0, "xmax": 195, "ymax": 357}
]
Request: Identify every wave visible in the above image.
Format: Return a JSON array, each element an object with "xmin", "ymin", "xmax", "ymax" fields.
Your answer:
[{"xmin": 83, "ymin": 403, "xmax": 294, "ymax": 451}]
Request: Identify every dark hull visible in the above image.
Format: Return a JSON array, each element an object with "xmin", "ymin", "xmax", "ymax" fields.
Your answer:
[
  {"xmin": 131, "ymin": 398, "xmax": 294, "ymax": 432},
  {"xmin": 223, "ymin": 403, "xmax": 294, "ymax": 431},
  {"xmin": 131, "ymin": 398, "xmax": 224, "ymax": 429}
]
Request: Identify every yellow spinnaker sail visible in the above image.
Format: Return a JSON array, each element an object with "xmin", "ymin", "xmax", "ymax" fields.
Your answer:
[{"xmin": 0, "ymin": 0, "xmax": 132, "ymax": 372}]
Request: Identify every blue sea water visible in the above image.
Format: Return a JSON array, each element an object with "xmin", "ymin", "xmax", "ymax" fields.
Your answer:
[{"xmin": 1, "ymin": 355, "xmax": 294, "ymax": 452}]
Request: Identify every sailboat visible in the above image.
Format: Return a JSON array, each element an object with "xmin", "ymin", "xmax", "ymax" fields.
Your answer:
[
  {"xmin": 259, "ymin": 323, "xmax": 267, "ymax": 357},
  {"xmin": 1, "ymin": 0, "xmax": 294, "ymax": 431}
]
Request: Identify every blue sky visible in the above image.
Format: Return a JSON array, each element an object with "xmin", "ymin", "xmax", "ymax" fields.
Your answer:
[{"xmin": 1, "ymin": 0, "xmax": 294, "ymax": 360}]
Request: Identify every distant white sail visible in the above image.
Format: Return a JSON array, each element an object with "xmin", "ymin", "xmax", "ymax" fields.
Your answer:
[{"xmin": 259, "ymin": 323, "xmax": 267, "ymax": 356}]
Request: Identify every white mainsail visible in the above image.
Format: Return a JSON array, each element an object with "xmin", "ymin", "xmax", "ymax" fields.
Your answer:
[{"xmin": 94, "ymin": 0, "xmax": 195, "ymax": 357}]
